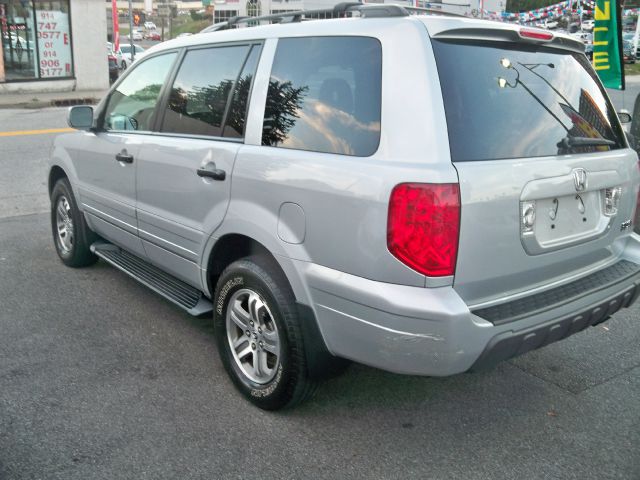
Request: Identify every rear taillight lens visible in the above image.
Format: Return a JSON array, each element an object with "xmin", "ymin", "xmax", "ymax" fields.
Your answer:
[
  {"xmin": 603, "ymin": 187, "xmax": 622, "ymax": 217},
  {"xmin": 387, "ymin": 183, "xmax": 460, "ymax": 277}
]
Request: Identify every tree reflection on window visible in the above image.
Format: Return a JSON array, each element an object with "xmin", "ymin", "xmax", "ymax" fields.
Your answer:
[{"xmin": 262, "ymin": 80, "xmax": 309, "ymax": 147}]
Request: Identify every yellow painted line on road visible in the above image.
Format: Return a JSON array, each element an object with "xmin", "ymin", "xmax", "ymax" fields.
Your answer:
[{"xmin": 0, "ymin": 127, "xmax": 74, "ymax": 137}]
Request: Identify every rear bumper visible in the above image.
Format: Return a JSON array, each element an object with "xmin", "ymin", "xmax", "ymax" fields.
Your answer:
[
  {"xmin": 470, "ymin": 283, "xmax": 640, "ymax": 371},
  {"xmin": 296, "ymin": 251, "xmax": 640, "ymax": 376}
]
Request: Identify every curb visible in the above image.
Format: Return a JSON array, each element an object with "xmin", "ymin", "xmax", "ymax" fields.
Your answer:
[{"xmin": 0, "ymin": 96, "xmax": 101, "ymax": 110}]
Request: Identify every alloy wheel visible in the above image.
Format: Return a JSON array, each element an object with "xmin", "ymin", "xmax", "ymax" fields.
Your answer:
[{"xmin": 226, "ymin": 288, "xmax": 281, "ymax": 384}]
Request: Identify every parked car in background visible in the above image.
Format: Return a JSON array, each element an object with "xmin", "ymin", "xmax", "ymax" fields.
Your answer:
[
  {"xmin": 126, "ymin": 29, "xmax": 143, "ymax": 41},
  {"xmin": 144, "ymin": 21, "xmax": 157, "ymax": 30},
  {"xmin": 584, "ymin": 42, "xmax": 593, "ymax": 60},
  {"xmin": 623, "ymin": 40, "xmax": 636, "ymax": 63},
  {"xmin": 582, "ymin": 19, "xmax": 594, "ymax": 31},
  {"xmin": 145, "ymin": 30, "xmax": 161, "ymax": 41},
  {"xmin": 115, "ymin": 44, "xmax": 145, "ymax": 70},
  {"xmin": 571, "ymin": 31, "xmax": 590, "ymax": 43},
  {"xmin": 623, "ymin": 32, "xmax": 639, "ymax": 58},
  {"xmin": 106, "ymin": 41, "xmax": 119, "ymax": 84},
  {"xmin": 176, "ymin": 32, "xmax": 193, "ymax": 38},
  {"xmin": 108, "ymin": 53, "xmax": 119, "ymax": 83}
]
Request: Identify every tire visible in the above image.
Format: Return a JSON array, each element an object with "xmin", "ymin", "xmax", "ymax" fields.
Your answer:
[
  {"xmin": 50, "ymin": 178, "xmax": 99, "ymax": 268},
  {"xmin": 213, "ymin": 256, "xmax": 317, "ymax": 410},
  {"xmin": 121, "ymin": 61, "xmax": 127, "ymax": 70}
]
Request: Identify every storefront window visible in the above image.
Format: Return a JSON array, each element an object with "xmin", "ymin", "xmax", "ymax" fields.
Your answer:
[{"xmin": 0, "ymin": 0, "xmax": 73, "ymax": 82}]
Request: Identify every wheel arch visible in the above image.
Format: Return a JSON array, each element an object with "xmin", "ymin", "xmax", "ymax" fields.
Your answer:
[
  {"xmin": 204, "ymin": 232, "xmax": 309, "ymax": 306},
  {"xmin": 48, "ymin": 165, "xmax": 69, "ymax": 197},
  {"xmin": 203, "ymin": 231, "xmax": 342, "ymax": 379}
]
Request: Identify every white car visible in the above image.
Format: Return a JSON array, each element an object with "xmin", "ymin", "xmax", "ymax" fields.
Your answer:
[
  {"xmin": 125, "ymin": 29, "xmax": 143, "ymax": 42},
  {"xmin": 144, "ymin": 21, "xmax": 157, "ymax": 30},
  {"xmin": 115, "ymin": 44, "xmax": 145, "ymax": 70},
  {"xmin": 582, "ymin": 19, "xmax": 595, "ymax": 31}
]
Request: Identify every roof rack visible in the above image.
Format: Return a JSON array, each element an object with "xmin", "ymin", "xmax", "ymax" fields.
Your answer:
[
  {"xmin": 403, "ymin": 6, "xmax": 468, "ymax": 18},
  {"xmin": 199, "ymin": 2, "xmax": 463, "ymax": 34}
]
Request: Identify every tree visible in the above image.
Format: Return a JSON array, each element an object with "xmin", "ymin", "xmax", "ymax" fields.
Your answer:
[{"xmin": 506, "ymin": 0, "xmax": 553, "ymax": 12}]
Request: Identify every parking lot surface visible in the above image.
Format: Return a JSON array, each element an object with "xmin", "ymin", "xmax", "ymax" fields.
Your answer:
[{"xmin": 0, "ymin": 107, "xmax": 638, "ymax": 479}]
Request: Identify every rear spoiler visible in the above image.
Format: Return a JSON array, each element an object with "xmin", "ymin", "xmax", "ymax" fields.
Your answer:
[{"xmin": 429, "ymin": 26, "xmax": 585, "ymax": 55}]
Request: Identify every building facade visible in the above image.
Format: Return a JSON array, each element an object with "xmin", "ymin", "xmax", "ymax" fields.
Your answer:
[{"xmin": 1, "ymin": 0, "xmax": 109, "ymax": 93}]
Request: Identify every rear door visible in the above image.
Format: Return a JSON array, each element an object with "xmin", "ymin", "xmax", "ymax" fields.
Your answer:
[
  {"xmin": 72, "ymin": 51, "xmax": 178, "ymax": 258},
  {"xmin": 135, "ymin": 42, "xmax": 261, "ymax": 288},
  {"xmin": 430, "ymin": 32, "xmax": 639, "ymax": 306}
]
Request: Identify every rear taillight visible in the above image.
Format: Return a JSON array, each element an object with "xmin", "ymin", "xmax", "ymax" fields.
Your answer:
[
  {"xmin": 519, "ymin": 28, "xmax": 554, "ymax": 41},
  {"xmin": 387, "ymin": 183, "xmax": 460, "ymax": 277}
]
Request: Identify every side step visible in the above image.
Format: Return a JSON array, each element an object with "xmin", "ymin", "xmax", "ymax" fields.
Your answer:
[{"xmin": 91, "ymin": 242, "xmax": 213, "ymax": 317}]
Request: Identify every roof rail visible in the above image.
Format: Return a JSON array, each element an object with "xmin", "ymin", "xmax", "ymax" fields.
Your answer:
[
  {"xmin": 198, "ymin": 2, "xmax": 464, "ymax": 34},
  {"xmin": 403, "ymin": 6, "xmax": 468, "ymax": 18}
]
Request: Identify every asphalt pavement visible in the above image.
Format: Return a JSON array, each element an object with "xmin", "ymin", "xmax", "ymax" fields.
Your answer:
[
  {"xmin": 608, "ymin": 75, "xmax": 640, "ymax": 113},
  {"xmin": 0, "ymin": 105, "xmax": 639, "ymax": 479}
]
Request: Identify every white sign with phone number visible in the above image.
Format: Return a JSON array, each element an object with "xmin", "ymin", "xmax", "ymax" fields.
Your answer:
[{"xmin": 36, "ymin": 10, "xmax": 72, "ymax": 78}]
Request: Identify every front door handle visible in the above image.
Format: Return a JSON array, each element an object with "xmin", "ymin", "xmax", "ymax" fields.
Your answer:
[
  {"xmin": 115, "ymin": 151, "xmax": 134, "ymax": 164},
  {"xmin": 197, "ymin": 164, "xmax": 226, "ymax": 181}
]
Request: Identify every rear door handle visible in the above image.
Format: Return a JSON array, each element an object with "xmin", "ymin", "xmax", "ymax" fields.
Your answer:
[
  {"xmin": 115, "ymin": 151, "xmax": 134, "ymax": 164},
  {"xmin": 197, "ymin": 165, "xmax": 226, "ymax": 181}
]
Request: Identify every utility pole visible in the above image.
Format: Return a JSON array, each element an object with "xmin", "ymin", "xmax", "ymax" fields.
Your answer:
[
  {"xmin": 161, "ymin": 0, "xmax": 167, "ymax": 42},
  {"xmin": 128, "ymin": 0, "xmax": 134, "ymax": 63}
]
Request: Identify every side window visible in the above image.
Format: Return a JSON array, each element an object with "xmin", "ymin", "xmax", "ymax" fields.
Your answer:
[
  {"xmin": 223, "ymin": 45, "xmax": 261, "ymax": 138},
  {"xmin": 262, "ymin": 37, "xmax": 382, "ymax": 157},
  {"xmin": 161, "ymin": 45, "xmax": 253, "ymax": 137},
  {"xmin": 103, "ymin": 53, "xmax": 177, "ymax": 132}
]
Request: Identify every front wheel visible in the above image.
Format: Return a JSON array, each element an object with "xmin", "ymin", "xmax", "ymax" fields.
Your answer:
[
  {"xmin": 50, "ymin": 178, "xmax": 98, "ymax": 268},
  {"xmin": 213, "ymin": 256, "xmax": 317, "ymax": 410},
  {"xmin": 121, "ymin": 60, "xmax": 127, "ymax": 70}
]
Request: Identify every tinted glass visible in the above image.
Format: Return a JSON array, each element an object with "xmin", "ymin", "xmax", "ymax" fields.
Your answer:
[
  {"xmin": 262, "ymin": 37, "xmax": 381, "ymax": 156},
  {"xmin": 432, "ymin": 40, "xmax": 625, "ymax": 162},
  {"xmin": 223, "ymin": 45, "xmax": 260, "ymax": 138},
  {"xmin": 103, "ymin": 53, "xmax": 176, "ymax": 131},
  {"xmin": 161, "ymin": 45, "xmax": 250, "ymax": 137}
]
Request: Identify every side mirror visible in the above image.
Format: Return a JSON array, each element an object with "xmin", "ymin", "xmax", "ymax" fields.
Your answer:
[
  {"xmin": 68, "ymin": 105, "xmax": 94, "ymax": 130},
  {"xmin": 618, "ymin": 110, "xmax": 632, "ymax": 124}
]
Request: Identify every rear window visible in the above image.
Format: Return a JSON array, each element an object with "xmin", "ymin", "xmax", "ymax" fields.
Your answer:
[{"xmin": 432, "ymin": 40, "xmax": 625, "ymax": 162}]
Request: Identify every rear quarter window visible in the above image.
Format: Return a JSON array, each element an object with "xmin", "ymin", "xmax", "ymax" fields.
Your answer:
[{"xmin": 262, "ymin": 36, "xmax": 382, "ymax": 157}]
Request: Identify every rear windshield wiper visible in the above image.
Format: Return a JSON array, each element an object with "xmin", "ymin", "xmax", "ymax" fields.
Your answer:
[{"xmin": 557, "ymin": 136, "xmax": 616, "ymax": 149}]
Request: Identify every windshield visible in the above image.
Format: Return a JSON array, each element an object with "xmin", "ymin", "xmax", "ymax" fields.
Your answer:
[
  {"xmin": 432, "ymin": 40, "xmax": 626, "ymax": 162},
  {"xmin": 121, "ymin": 45, "xmax": 131, "ymax": 53}
]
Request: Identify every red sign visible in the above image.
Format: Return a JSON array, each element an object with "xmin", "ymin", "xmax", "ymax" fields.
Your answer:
[{"xmin": 112, "ymin": 0, "xmax": 119, "ymax": 52}]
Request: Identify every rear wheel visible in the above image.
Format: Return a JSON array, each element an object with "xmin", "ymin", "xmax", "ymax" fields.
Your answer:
[
  {"xmin": 50, "ymin": 178, "xmax": 98, "ymax": 268},
  {"xmin": 121, "ymin": 60, "xmax": 127, "ymax": 70},
  {"xmin": 213, "ymin": 256, "xmax": 317, "ymax": 410}
]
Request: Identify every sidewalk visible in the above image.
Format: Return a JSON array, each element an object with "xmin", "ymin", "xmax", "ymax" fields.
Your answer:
[{"xmin": 0, "ymin": 89, "xmax": 108, "ymax": 109}]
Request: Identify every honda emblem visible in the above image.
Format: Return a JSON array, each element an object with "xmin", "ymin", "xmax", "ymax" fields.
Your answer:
[{"xmin": 573, "ymin": 168, "xmax": 587, "ymax": 192}]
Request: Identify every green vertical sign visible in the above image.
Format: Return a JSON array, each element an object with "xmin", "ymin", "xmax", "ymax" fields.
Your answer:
[{"xmin": 593, "ymin": 0, "xmax": 625, "ymax": 90}]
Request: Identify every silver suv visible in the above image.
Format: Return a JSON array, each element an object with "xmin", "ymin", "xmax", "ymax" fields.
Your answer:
[{"xmin": 48, "ymin": 5, "xmax": 640, "ymax": 409}]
